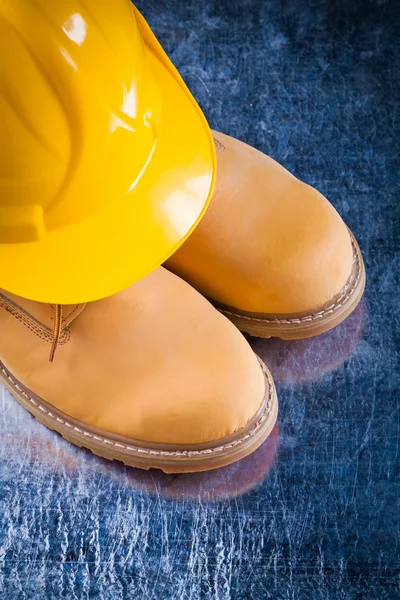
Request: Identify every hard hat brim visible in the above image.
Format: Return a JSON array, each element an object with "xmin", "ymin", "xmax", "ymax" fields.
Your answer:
[{"xmin": 0, "ymin": 39, "xmax": 216, "ymax": 303}]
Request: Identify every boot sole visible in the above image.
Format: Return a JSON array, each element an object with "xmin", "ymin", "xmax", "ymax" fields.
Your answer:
[
  {"xmin": 0, "ymin": 356, "xmax": 277, "ymax": 473},
  {"xmin": 214, "ymin": 230, "xmax": 365, "ymax": 340}
]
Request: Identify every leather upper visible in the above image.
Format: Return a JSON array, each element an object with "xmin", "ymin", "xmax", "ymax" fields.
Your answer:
[
  {"xmin": 166, "ymin": 131, "xmax": 354, "ymax": 314},
  {"xmin": 0, "ymin": 267, "xmax": 265, "ymax": 445}
]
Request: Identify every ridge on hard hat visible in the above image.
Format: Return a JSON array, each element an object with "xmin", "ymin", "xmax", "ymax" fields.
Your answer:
[{"xmin": 0, "ymin": 0, "xmax": 216, "ymax": 303}]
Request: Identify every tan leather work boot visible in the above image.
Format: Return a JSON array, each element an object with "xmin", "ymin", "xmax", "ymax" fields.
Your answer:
[
  {"xmin": 166, "ymin": 131, "xmax": 366, "ymax": 339},
  {"xmin": 0, "ymin": 267, "xmax": 277, "ymax": 473}
]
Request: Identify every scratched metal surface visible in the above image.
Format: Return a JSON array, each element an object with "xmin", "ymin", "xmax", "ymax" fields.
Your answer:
[{"xmin": 0, "ymin": 0, "xmax": 399, "ymax": 598}]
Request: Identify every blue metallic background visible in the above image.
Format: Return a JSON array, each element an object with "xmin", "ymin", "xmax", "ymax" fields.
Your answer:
[{"xmin": 0, "ymin": 0, "xmax": 399, "ymax": 598}]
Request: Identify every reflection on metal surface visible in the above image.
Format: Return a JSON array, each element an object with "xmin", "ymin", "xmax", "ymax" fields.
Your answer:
[
  {"xmin": 251, "ymin": 300, "xmax": 366, "ymax": 384},
  {"xmin": 0, "ymin": 385, "xmax": 279, "ymax": 502},
  {"xmin": 119, "ymin": 426, "xmax": 279, "ymax": 501}
]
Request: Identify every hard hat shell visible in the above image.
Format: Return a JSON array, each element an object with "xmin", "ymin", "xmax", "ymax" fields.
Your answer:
[{"xmin": 0, "ymin": 0, "xmax": 216, "ymax": 303}]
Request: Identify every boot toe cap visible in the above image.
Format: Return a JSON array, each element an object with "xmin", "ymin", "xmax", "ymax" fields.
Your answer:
[{"xmin": 240, "ymin": 181, "xmax": 354, "ymax": 315}]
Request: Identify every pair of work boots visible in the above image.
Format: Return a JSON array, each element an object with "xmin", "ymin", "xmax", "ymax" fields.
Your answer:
[{"xmin": 0, "ymin": 132, "xmax": 365, "ymax": 473}]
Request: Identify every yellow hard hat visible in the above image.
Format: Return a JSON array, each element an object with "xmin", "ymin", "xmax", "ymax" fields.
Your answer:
[{"xmin": 0, "ymin": 0, "xmax": 216, "ymax": 303}]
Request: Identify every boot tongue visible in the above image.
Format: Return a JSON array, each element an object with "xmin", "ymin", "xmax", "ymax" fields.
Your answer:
[{"xmin": 0, "ymin": 289, "xmax": 86, "ymax": 331}]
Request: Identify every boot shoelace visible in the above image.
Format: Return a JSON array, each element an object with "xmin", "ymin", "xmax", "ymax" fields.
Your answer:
[{"xmin": 49, "ymin": 304, "xmax": 63, "ymax": 363}]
